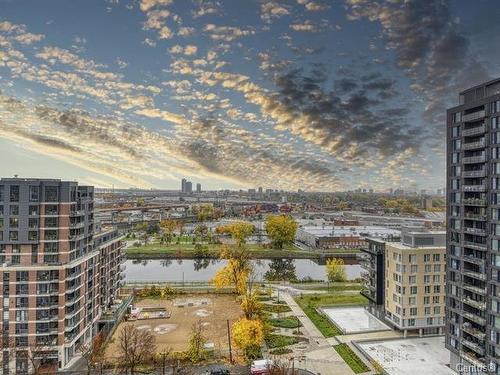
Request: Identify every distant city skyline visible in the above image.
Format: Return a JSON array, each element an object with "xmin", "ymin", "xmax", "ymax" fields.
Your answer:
[{"xmin": 1, "ymin": 1, "xmax": 499, "ymax": 191}]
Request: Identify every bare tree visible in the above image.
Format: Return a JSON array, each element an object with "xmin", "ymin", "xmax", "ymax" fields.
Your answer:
[
  {"xmin": 117, "ymin": 325, "xmax": 157, "ymax": 375},
  {"xmin": 79, "ymin": 331, "xmax": 105, "ymax": 375},
  {"xmin": 153, "ymin": 348, "xmax": 172, "ymax": 375},
  {"xmin": 0, "ymin": 336, "xmax": 15, "ymax": 372},
  {"xmin": 25, "ymin": 344, "xmax": 57, "ymax": 375}
]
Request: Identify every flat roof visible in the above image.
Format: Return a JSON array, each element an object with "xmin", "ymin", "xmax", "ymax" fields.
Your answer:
[
  {"xmin": 357, "ymin": 336, "xmax": 454, "ymax": 375},
  {"xmin": 299, "ymin": 225, "xmax": 400, "ymax": 238},
  {"xmin": 321, "ymin": 306, "xmax": 391, "ymax": 334}
]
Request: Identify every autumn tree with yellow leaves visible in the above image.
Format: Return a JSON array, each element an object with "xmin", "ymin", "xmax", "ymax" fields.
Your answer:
[
  {"xmin": 232, "ymin": 318, "xmax": 265, "ymax": 360},
  {"xmin": 265, "ymin": 215, "xmax": 298, "ymax": 249}
]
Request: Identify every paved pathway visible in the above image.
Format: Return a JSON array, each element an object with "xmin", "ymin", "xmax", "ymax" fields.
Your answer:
[{"xmin": 279, "ymin": 292, "xmax": 355, "ymax": 375}]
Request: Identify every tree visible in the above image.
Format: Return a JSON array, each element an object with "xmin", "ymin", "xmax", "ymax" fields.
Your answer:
[
  {"xmin": 117, "ymin": 325, "xmax": 156, "ymax": 374},
  {"xmin": 160, "ymin": 219, "xmax": 177, "ymax": 244},
  {"xmin": 194, "ymin": 224, "xmax": 209, "ymax": 241},
  {"xmin": 232, "ymin": 318, "xmax": 264, "ymax": 360},
  {"xmin": 241, "ymin": 289, "xmax": 263, "ymax": 320},
  {"xmin": 265, "ymin": 215, "xmax": 298, "ymax": 249},
  {"xmin": 153, "ymin": 348, "xmax": 172, "ymax": 375},
  {"xmin": 220, "ymin": 222, "xmax": 255, "ymax": 247},
  {"xmin": 185, "ymin": 321, "xmax": 207, "ymax": 363},
  {"xmin": 212, "ymin": 246, "xmax": 252, "ymax": 294},
  {"xmin": 136, "ymin": 197, "xmax": 145, "ymax": 207},
  {"xmin": 25, "ymin": 344, "xmax": 57, "ymax": 375},
  {"xmin": 196, "ymin": 204, "xmax": 215, "ymax": 221},
  {"xmin": 79, "ymin": 332, "xmax": 105, "ymax": 375},
  {"xmin": 326, "ymin": 258, "xmax": 347, "ymax": 282},
  {"xmin": 264, "ymin": 259, "xmax": 298, "ymax": 282}
]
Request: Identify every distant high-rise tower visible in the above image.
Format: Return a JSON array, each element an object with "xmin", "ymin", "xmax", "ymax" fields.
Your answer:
[
  {"xmin": 185, "ymin": 181, "xmax": 192, "ymax": 193},
  {"xmin": 181, "ymin": 178, "xmax": 187, "ymax": 193},
  {"xmin": 196, "ymin": 183, "xmax": 201, "ymax": 193},
  {"xmin": 446, "ymin": 77, "xmax": 500, "ymax": 372}
]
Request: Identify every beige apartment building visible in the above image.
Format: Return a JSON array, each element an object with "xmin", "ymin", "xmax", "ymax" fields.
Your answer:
[{"xmin": 384, "ymin": 228, "xmax": 447, "ymax": 336}]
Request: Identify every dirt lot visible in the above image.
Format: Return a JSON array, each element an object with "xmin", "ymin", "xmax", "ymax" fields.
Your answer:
[{"xmin": 105, "ymin": 294, "xmax": 242, "ymax": 357}]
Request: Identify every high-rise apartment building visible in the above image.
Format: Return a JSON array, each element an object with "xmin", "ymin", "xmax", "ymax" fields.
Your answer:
[
  {"xmin": 181, "ymin": 178, "xmax": 187, "ymax": 193},
  {"xmin": 196, "ymin": 183, "xmax": 201, "ymax": 193},
  {"xmin": 0, "ymin": 178, "xmax": 124, "ymax": 374},
  {"xmin": 446, "ymin": 78, "xmax": 500, "ymax": 372}
]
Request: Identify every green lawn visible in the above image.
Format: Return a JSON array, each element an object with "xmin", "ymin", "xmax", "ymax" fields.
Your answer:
[
  {"xmin": 265, "ymin": 334, "xmax": 301, "ymax": 348},
  {"xmin": 125, "ymin": 242, "xmax": 346, "ymax": 259},
  {"xmin": 268, "ymin": 316, "xmax": 302, "ymax": 329},
  {"xmin": 334, "ymin": 343, "xmax": 370, "ymax": 374},
  {"xmin": 294, "ymin": 293, "xmax": 367, "ymax": 337},
  {"xmin": 262, "ymin": 304, "xmax": 292, "ymax": 314}
]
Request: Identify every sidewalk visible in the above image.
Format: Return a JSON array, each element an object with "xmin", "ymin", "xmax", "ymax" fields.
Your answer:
[{"xmin": 279, "ymin": 292, "xmax": 355, "ymax": 375}]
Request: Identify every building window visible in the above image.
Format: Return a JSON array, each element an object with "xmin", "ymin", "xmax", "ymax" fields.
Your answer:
[
  {"xmin": 28, "ymin": 218, "xmax": 38, "ymax": 229},
  {"xmin": 29, "ymin": 205, "xmax": 39, "ymax": 216},
  {"xmin": 10, "ymin": 205, "xmax": 19, "ymax": 215},
  {"xmin": 9, "ymin": 186, "xmax": 19, "ymax": 202},
  {"xmin": 433, "ymin": 254, "xmax": 440, "ymax": 262},
  {"xmin": 9, "ymin": 217, "xmax": 18, "ymax": 228},
  {"xmin": 44, "ymin": 217, "xmax": 58, "ymax": 228},
  {"xmin": 16, "ymin": 271, "xmax": 28, "ymax": 282},
  {"xmin": 410, "ymin": 286, "xmax": 418, "ymax": 295},
  {"xmin": 29, "ymin": 186, "xmax": 39, "ymax": 201},
  {"xmin": 45, "ymin": 205, "xmax": 58, "ymax": 215},
  {"xmin": 410, "ymin": 307, "xmax": 417, "ymax": 316},
  {"xmin": 44, "ymin": 230, "xmax": 58, "ymax": 241},
  {"xmin": 28, "ymin": 231, "xmax": 38, "ymax": 241},
  {"xmin": 9, "ymin": 231, "xmax": 18, "ymax": 241},
  {"xmin": 44, "ymin": 186, "xmax": 59, "ymax": 202}
]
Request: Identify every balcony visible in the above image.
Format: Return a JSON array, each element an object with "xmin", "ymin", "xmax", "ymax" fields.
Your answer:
[
  {"xmin": 462, "ymin": 325, "xmax": 486, "ymax": 340},
  {"xmin": 463, "ymin": 227, "xmax": 486, "ymax": 236},
  {"xmin": 463, "ymin": 110, "xmax": 486, "ymax": 122},
  {"xmin": 70, "ymin": 221, "xmax": 85, "ymax": 229},
  {"xmin": 462, "ymin": 311, "xmax": 486, "ymax": 326},
  {"xmin": 463, "ymin": 125, "xmax": 486, "ymax": 136},
  {"xmin": 462, "ymin": 297, "xmax": 486, "ymax": 310},
  {"xmin": 462, "ymin": 339, "xmax": 485, "ymax": 356},
  {"xmin": 460, "ymin": 351, "xmax": 485, "ymax": 368},
  {"xmin": 463, "ymin": 269, "xmax": 486, "ymax": 281},
  {"xmin": 463, "ymin": 255, "xmax": 485, "ymax": 266},
  {"xmin": 463, "ymin": 155, "xmax": 486, "ymax": 164},
  {"xmin": 70, "ymin": 210, "xmax": 86, "ymax": 217},
  {"xmin": 463, "ymin": 241, "xmax": 487, "ymax": 251},
  {"xmin": 463, "ymin": 140, "xmax": 486, "ymax": 150},
  {"xmin": 463, "ymin": 170, "xmax": 486, "ymax": 178},
  {"xmin": 462, "ymin": 284, "xmax": 487, "ymax": 296},
  {"xmin": 463, "ymin": 185, "xmax": 487, "ymax": 192},
  {"xmin": 464, "ymin": 213, "xmax": 487, "ymax": 221}
]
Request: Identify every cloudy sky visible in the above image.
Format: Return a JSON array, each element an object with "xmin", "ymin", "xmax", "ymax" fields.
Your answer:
[{"xmin": 0, "ymin": 0, "xmax": 499, "ymax": 191}]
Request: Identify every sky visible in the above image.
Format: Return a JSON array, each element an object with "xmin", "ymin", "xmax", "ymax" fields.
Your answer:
[{"xmin": 0, "ymin": 0, "xmax": 499, "ymax": 192}]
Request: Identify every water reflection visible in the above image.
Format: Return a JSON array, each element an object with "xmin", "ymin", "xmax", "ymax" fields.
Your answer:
[
  {"xmin": 264, "ymin": 259, "xmax": 298, "ymax": 282},
  {"xmin": 125, "ymin": 258, "xmax": 361, "ymax": 283}
]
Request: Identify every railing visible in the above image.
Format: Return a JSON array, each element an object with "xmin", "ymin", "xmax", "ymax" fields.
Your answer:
[
  {"xmin": 462, "ymin": 339, "xmax": 485, "ymax": 355},
  {"xmin": 462, "ymin": 325, "xmax": 486, "ymax": 340},
  {"xmin": 463, "ymin": 139, "xmax": 486, "ymax": 150},
  {"xmin": 464, "ymin": 212, "xmax": 487, "ymax": 220},
  {"xmin": 462, "ymin": 311, "xmax": 486, "ymax": 325},
  {"xmin": 463, "ymin": 110, "xmax": 486, "ymax": 122},
  {"xmin": 463, "ymin": 125, "xmax": 486, "ymax": 136},
  {"xmin": 463, "ymin": 170, "xmax": 486, "ymax": 178},
  {"xmin": 463, "ymin": 255, "xmax": 486, "ymax": 265},
  {"xmin": 463, "ymin": 155, "xmax": 486, "ymax": 164},
  {"xmin": 460, "ymin": 351, "xmax": 485, "ymax": 368},
  {"xmin": 463, "ymin": 185, "xmax": 487, "ymax": 192},
  {"xmin": 463, "ymin": 241, "xmax": 487, "ymax": 250},
  {"xmin": 463, "ymin": 227, "xmax": 486, "ymax": 235},
  {"xmin": 462, "ymin": 283, "xmax": 487, "ymax": 295},
  {"xmin": 463, "ymin": 270, "xmax": 486, "ymax": 281},
  {"xmin": 463, "ymin": 298, "xmax": 486, "ymax": 311}
]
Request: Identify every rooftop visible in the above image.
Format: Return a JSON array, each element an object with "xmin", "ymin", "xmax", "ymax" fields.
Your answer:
[{"xmin": 298, "ymin": 225, "xmax": 400, "ymax": 238}]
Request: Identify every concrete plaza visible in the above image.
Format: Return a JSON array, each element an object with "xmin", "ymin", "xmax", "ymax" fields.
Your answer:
[{"xmin": 320, "ymin": 306, "xmax": 391, "ymax": 334}]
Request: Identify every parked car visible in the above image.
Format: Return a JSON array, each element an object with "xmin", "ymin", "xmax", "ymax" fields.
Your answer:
[
  {"xmin": 250, "ymin": 359, "xmax": 273, "ymax": 375},
  {"xmin": 206, "ymin": 368, "xmax": 230, "ymax": 375}
]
